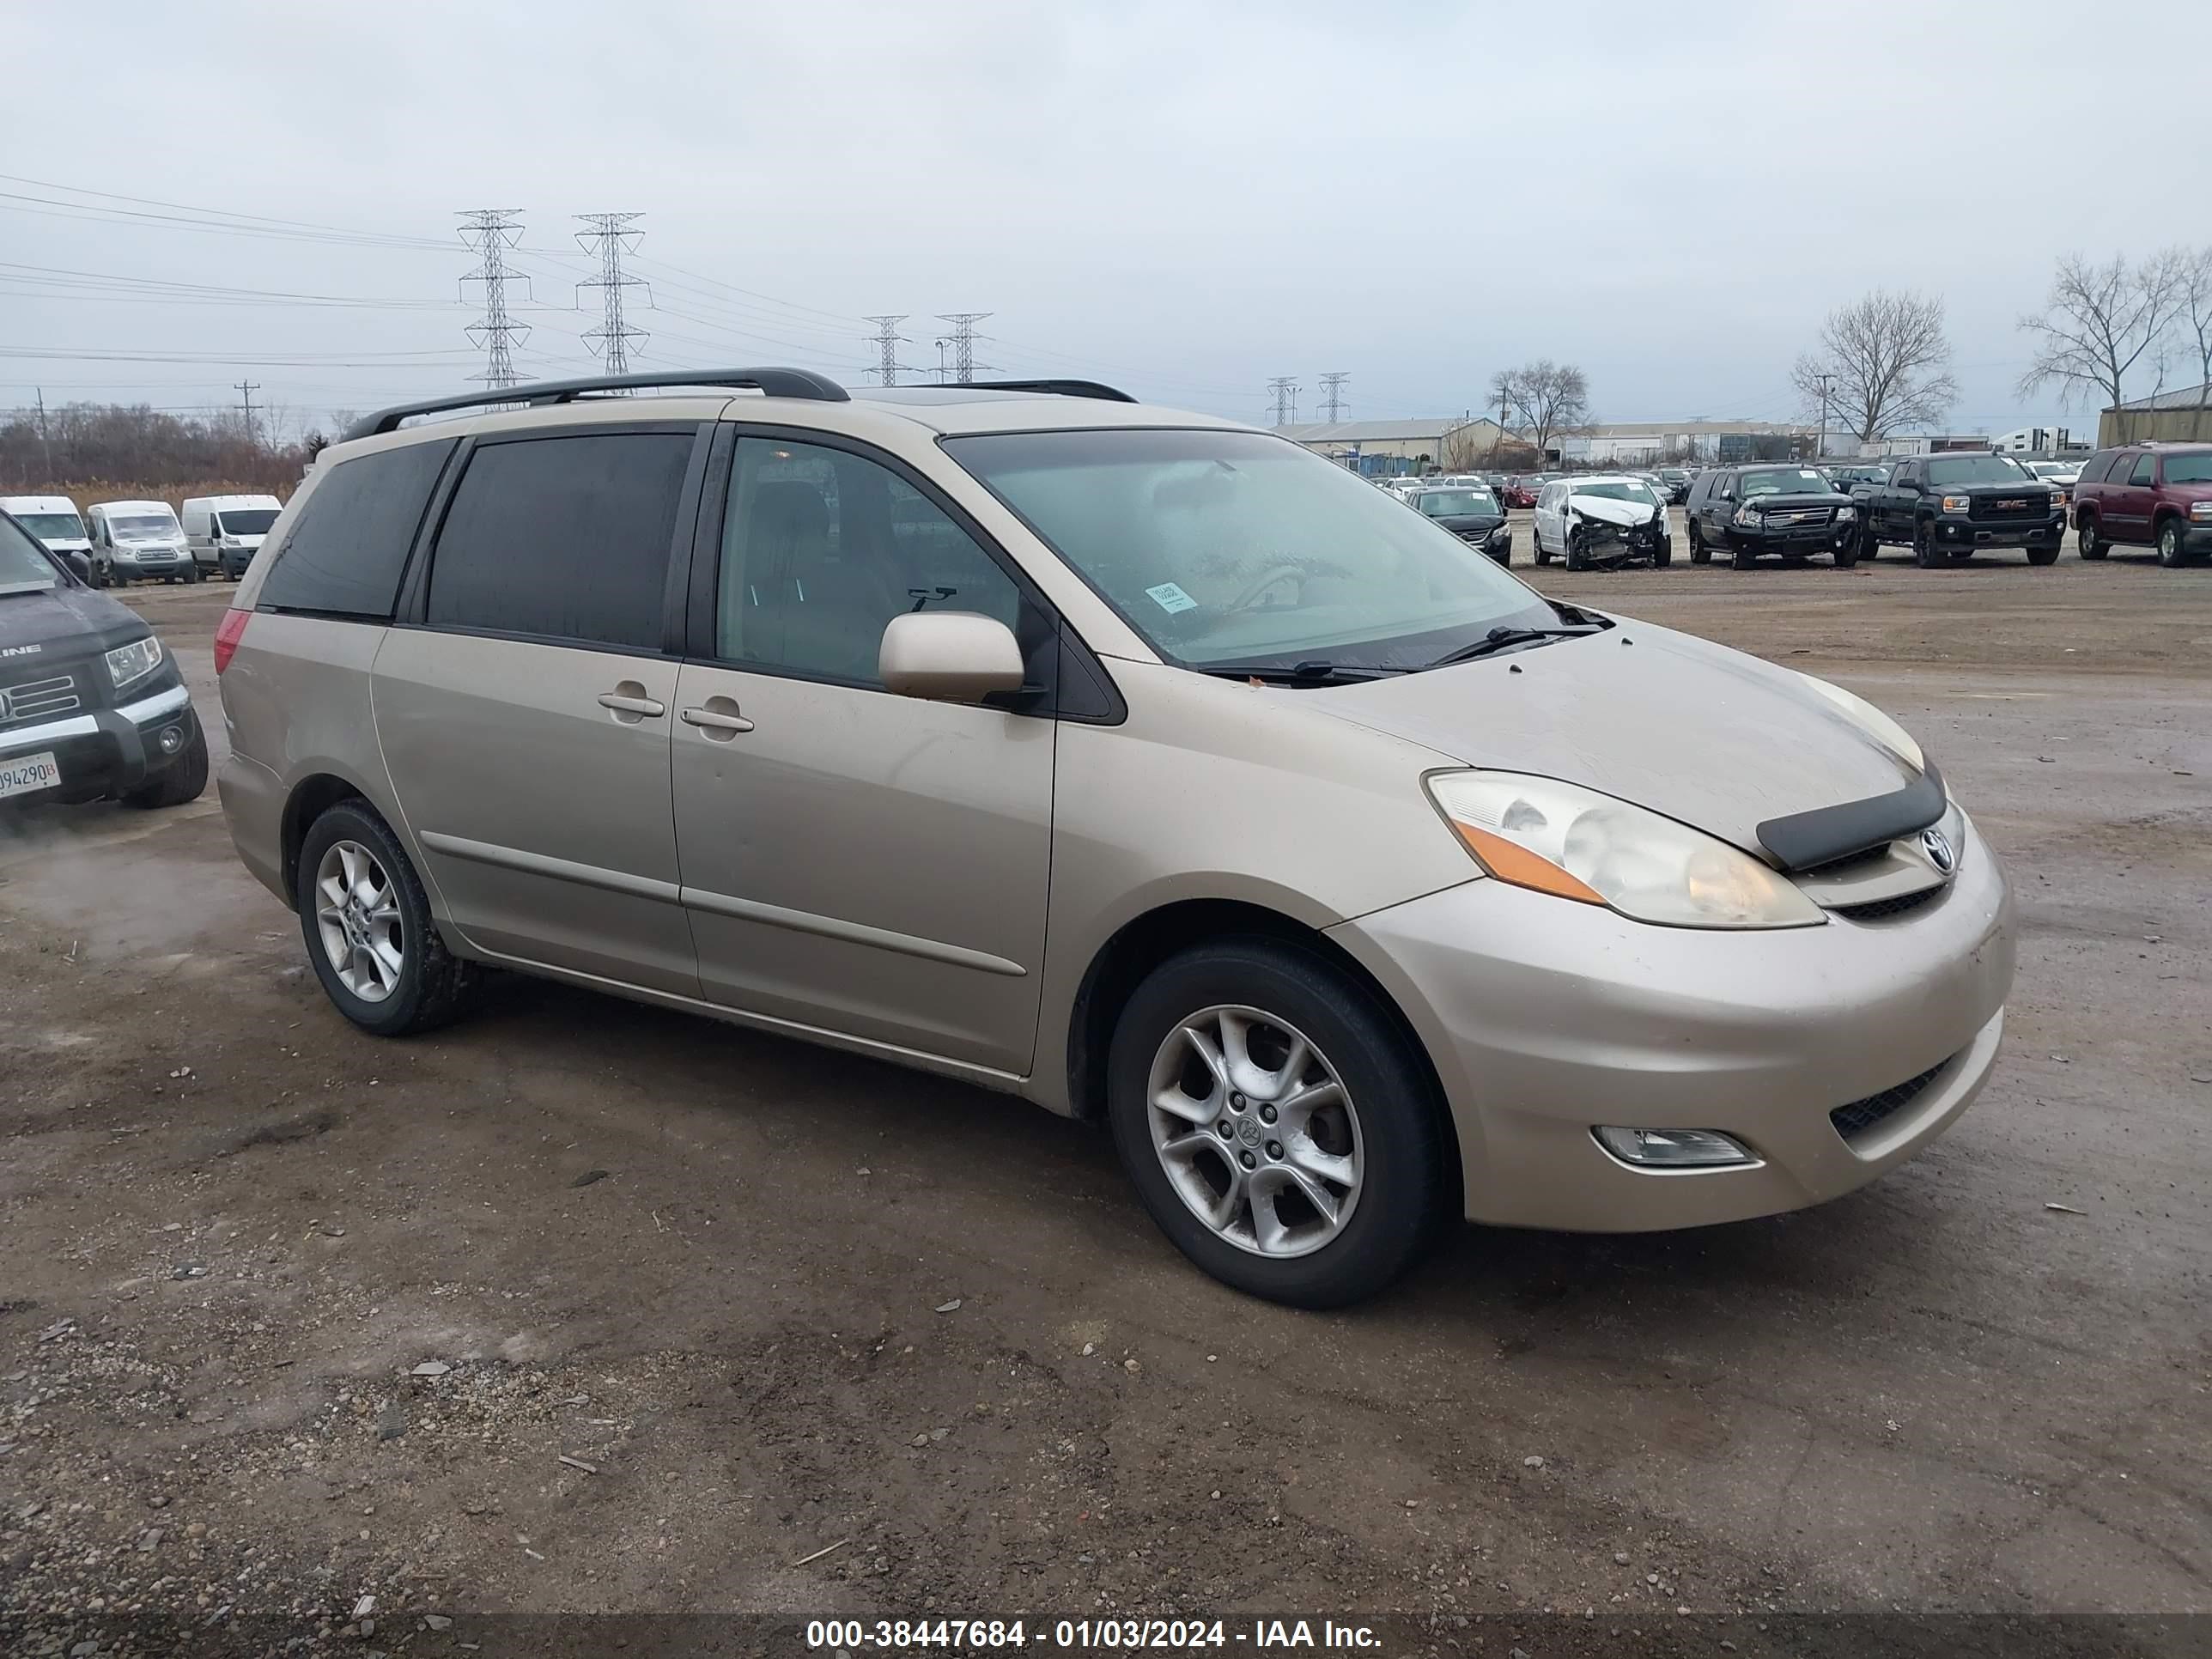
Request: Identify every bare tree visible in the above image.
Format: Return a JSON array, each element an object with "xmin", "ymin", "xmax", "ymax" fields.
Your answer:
[
  {"xmin": 2171, "ymin": 246, "xmax": 2212, "ymax": 441},
  {"xmin": 1491, "ymin": 360, "xmax": 1591, "ymax": 459},
  {"xmin": 2016, "ymin": 250, "xmax": 2188, "ymax": 414},
  {"xmin": 1790, "ymin": 289, "xmax": 1958, "ymax": 444}
]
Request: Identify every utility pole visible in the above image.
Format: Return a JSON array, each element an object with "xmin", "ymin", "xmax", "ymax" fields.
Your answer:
[
  {"xmin": 863, "ymin": 315, "xmax": 915, "ymax": 386},
  {"xmin": 459, "ymin": 209, "xmax": 532, "ymax": 391},
  {"xmin": 234, "ymin": 380, "xmax": 262, "ymax": 447},
  {"xmin": 935, "ymin": 313, "xmax": 994, "ymax": 385},
  {"xmin": 574, "ymin": 213, "xmax": 651, "ymax": 376},
  {"xmin": 1814, "ymin": 371, "xmax": 1833, "ymax": 460},
  {"xmin": 1318, "ymin": 372, "xmax": 1349, "ymax": 422},
  {"xmin": 33, "ymin": 387, "xmax": 52, "ymax": 475},
  {"xmin": 1266, "ymin": 377, "xmax": 1299, "ymax": 427}
]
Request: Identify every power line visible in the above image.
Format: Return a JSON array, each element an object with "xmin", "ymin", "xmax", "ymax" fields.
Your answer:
[
  {"xmin": 863, "ymin": 315, "xmax": 915, "ymax": 386},
  {"xmin": 459, "ymin": 210, "xmax": 532, "ymax": 392},
  {"xmin": 574, "ymin": 213, "xmax": 651, "ymax": 377},
  {"xmin": 1318, "ymin": 372, "xmax": 1349, "ymax": 422},
  {"xmin": 1266, "ymin": 376, "xmax": 1299, "ymax": 427},
  {"xmin": 936, "ymin": 313, "xmax": 994, "ymax": 385}
]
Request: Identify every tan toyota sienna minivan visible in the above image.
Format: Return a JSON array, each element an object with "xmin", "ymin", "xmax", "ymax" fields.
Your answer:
[{"xmin": 216, "ymin": 369, "xmax": 2015, "ymax": 1306}]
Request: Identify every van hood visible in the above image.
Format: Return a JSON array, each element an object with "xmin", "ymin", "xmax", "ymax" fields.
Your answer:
[
  {"xmin": 1313, "ymin": 618, "xmax": 1925, "ymax": 863},
  {"xmin": 1568, "ymin": 493, "xmax": 1662, "ymax": 527}
]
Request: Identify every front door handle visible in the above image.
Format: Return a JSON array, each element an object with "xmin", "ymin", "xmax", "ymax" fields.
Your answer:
[
  {"xmin": 681, "ymin": 699, "xmax": 754, "ymax": 738},
  {"xmin": 597, "ymin": 683, "xmax": 667, "ymax": 723}
]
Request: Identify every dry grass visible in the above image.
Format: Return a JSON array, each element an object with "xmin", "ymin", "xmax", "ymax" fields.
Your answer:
[{"xmin": 9, "ymin": 479, "xmax": 297, "ymax": 513}]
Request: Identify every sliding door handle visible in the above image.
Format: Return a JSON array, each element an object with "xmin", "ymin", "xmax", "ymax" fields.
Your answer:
[{"xmin": 681, "ymin": 703, "xmax": 755, "ymax": 737}]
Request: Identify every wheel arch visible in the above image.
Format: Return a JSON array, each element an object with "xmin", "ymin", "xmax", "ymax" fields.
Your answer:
[
  {"xmin": 1063, "ymin": 899, "xmax": 1460, "ymax": 1190},
  {"xmin": 280, "ymin": 773, "xmax": 374, "ymax": 908}
]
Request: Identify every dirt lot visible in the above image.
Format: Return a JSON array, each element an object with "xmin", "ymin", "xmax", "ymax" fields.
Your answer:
[{"xmin": 3, "ymin": 538, "xmax": 2209, "ymax": 1652}]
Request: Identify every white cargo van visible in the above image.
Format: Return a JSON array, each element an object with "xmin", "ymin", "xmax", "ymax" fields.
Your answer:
[
  {"xmin": 0, "ymin": 495, "xmax": 93, "ymax": 572},
  {"xmin": 181, "ymin": 493, "xmax": 284, "ymax": 580},
  {"xmin": 86, "ymin": 500, "xmax": 192, "ymax": 586}
]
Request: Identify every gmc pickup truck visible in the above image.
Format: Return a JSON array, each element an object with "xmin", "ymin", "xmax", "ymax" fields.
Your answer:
[{"xmin": 1850, "ymin": 453, "xmax": 2066, "ymax": 567}]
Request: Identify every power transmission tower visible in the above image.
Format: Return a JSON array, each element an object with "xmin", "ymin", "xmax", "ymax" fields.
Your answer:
[
  {"xmin": 1266, "ymin": 376, "xmax": 1298, "ymax": 427},
  {"xmin": 234, "ymin": 380, "xmax": 261, "ymax": 447},
  {"xmin": 574, "ymin": 213, "xmax": 651, "ymax": 376},
  {"xmin": 1318, "ymin": 372, "xmax": 1349, "ymax": 422},
  {"xmin": 458, "ymin": 209, "xmax": 532, "ymax": 390},
  {"xmin": 935, "ymin": 313, "xmax": 994, "ymax": 384},
  {"xmin": 863, "ymin": 314, "xmax": 916, "ymax": 386}
]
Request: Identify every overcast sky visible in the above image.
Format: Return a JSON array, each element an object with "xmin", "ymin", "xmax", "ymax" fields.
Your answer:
[{"xmin": 8, "ymin": 0, "xmax": 2208, "ymax": 439}]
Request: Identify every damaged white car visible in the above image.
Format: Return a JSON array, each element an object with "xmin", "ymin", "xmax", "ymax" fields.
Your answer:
[{"xmin": 1531, "ymin": 475, "xmax": 1673, "ymax": 570}]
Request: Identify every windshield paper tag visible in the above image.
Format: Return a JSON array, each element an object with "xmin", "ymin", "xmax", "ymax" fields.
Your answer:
[{"xmin": 1145, "ymin": 581, "xmax": 1198, "ymax": 615}]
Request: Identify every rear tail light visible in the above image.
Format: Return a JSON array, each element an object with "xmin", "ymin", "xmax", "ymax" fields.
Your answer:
[{"xmin": 213, "ymin": 607, "xmax": 251, "ymax": 674}]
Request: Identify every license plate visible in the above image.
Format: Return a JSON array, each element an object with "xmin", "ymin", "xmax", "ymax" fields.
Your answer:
[{"xmin": 0, "ymin": 751, "xmax": 63, "ymax": 799}]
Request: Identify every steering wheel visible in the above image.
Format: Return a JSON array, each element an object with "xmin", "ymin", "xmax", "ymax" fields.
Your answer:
[{"xmin": 1224, "ymin": 562, "xmax": 1309, "ymax": 614}]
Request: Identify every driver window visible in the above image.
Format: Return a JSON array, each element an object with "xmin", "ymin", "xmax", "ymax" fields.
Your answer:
[{"xmin": 717, "ymin": 436, "xmax": 1022, "ymax": 687}]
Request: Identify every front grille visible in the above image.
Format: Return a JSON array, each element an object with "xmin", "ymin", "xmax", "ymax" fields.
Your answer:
[
  {"xmin": 1771, "ymin": 507, "xmax": 1832, "ymax": 528},
  {"xmin": 1970, "ymin": 495, "xmax": 2047, "ymax": 522},
  {"xmin": 1832, "ymin": 884, "xmax": 1944, "ymax": 922},
  {"xmin": 2, "ymin": 671, "xmax": 81, "ymax": 726},
  {"xmin": 1830, "ymin": 1058, "xmax": 1950, "ymax": 1143}
]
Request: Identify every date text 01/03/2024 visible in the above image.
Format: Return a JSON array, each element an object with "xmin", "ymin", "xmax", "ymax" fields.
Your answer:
[{"xmin": 805, "ymin": 1620, "xmax": 1382, "ymax": 1650}]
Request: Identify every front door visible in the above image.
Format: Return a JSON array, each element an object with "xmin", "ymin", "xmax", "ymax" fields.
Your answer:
[
  {"xmin": 670, "ymin": 431, "xmax": 1055, "ymax": 1075},
  {"xmin": 374, "ymin": 425, "xmax": 707, "ymax": 996}
]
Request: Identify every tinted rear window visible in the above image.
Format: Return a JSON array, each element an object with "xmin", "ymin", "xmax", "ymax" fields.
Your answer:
[
  {"xmin": 258, "ymin": 441, "xmax": 456, "ymax": 618},
  {"xmin": 424, "ymin": 431, "xmax": 693, "ymax": 651}
]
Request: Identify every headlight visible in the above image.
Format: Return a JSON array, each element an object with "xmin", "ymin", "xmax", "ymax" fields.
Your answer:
[
  {"xmin": 2191, "ymin": 501, "xmax": 2212, "ymax": 521},
  {"xmin": 1424, "ymin": 770, "xmax": 1824, "ymax": 929},
  {"xmin": 1488, "ymin": 523, "xmax": 1509, "ymax": 541},
  {"xmin": 2051, "ymin": 490, "xmax": 2069, "ymax": 509},
  {"xmin": 1940, "ymin": 495, "xmax": 1972, "ymax": 514},
  {"xmin": 1836, "ymin": 504, "xmax": 1857, "ymax": 521},
  {"xmin": 104, "ymin": 634, "xmax": 165, "ymax": 690},
  {"xmin": 1732, "ymin": 503, "xmax": 1760, "ymax": 527},
  {"xmin": 1794, "ymin": 673, "xmax": 1924, "ymax": 771}
]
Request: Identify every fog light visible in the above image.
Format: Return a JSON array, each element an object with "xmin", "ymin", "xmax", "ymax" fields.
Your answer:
[
  {"xmin": 1594, "ymin": 1126, "xmax": 1757, "ymax": 1168},
  {"xmin": 155, "ymin": 724, "xmax": 185, "ymax": 756}
]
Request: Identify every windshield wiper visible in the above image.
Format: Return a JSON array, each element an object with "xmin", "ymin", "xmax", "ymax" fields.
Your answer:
[
  {"xmin": 1425, "ymin": 625, "xmax": 1600, "ymax": 669},
  {"xmin": 1201, "ymin": 659, "xmax": 1410, "ymax": 685}
]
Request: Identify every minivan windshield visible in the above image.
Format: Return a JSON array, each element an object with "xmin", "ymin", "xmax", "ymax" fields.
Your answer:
[
  {"xmin": 216, "ymin": 508, "xmax": 279, "ymax": 535},
  {"xmin": 944, "ymin": 428, "xmax": 1558, "ymax": 672},
  {"xmin": 0, "ymin": 514, "xmax": 61, "ymax": 594},
  {"xmin": 109, "ymin": 513, "xmax": 179, "ymax": 539},
  {"xmin": 1925, "ymin": 454, "xmax": 2030, "ymax": 486},
  {"xmin": 15, "ymin": 512, "xmax": 85, "ymax": 544},
  {"xmin": 1415, "ymin": 489, "xmax": 1500, "ymax": 516}
]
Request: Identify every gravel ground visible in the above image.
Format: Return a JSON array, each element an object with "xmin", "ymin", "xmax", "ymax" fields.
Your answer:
[{"xmin": 3, "ymin": 544, "xmax": 2208, "ymax": 1654}]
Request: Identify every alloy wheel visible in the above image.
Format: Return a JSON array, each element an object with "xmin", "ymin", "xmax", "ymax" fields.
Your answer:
[
  {"xmin": 314, "ymin": 839, "xmax": 405, "ymax": 1003},
  {"xmin": 1146, "ymin": 1005, "xmax": 1364, "ymax": 1259}
]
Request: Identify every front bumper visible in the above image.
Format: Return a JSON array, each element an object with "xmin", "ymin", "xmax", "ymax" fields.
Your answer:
[
  {"xmin": 112, "ymin": 548, "xmax": 192, "ymax": 578},
  {"xmin": 2179, "ymin": 522, "xmax": 2212, "ymax": 556},
  {"xmin": 1934, "ymin": 513, "xmax": 2065, "ymax": 550},
  {"xmin": 1327, "ymin": 816, "xmax": 2014, "ymax": 1231},
  {"xmin": 0, "ymin": 683, "xmax": 200, "ymax": 803},
  {"xmin": 1729, "ymin": 520, "xmax": 1856, "ymax": 554}
]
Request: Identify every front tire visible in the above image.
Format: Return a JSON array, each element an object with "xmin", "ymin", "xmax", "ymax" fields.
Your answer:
[
  {"xmin": 1913, "ymin": 517, "xmax": 1942, "ymax": 568},
  {"xmin": 1105, "ymin": 939, "xmax": 1451, "ymax": 1308},
  {"xmin": 295, "ymin": 799, "xmax": 478, "ymax": 1038},
  {"xmin": 2027, "ymin": 543, "xmax": 2061, "ymax": 566},
  {"xmin": 1565, "ymin": 526, "xmax": 1590, "ymax": 571},
  {"xmin": 2157, "ymin": 519, "xmax": 2188, "ymax": 567},
  {"xmin": 1731, "ymin": 542, "xmax": 1757, "ymax": 571},
  {"xmin": 2077, "ymin": 514, "xmax": 2108, "ymax": 559}
]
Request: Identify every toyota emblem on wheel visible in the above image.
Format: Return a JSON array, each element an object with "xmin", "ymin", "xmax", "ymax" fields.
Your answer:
[{"xmin": 1922, "ymin": 827, "xmax": 1957, "ymax": 874}]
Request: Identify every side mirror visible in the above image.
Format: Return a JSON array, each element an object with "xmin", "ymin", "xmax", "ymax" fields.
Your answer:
[{"xmin": 879, "ymin": 611, "xmax": 1026, "ymax": 703}]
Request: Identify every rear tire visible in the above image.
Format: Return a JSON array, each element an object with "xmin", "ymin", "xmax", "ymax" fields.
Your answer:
[
  {"xmin": 295, "ymin": 799, "xmax": 479, "ymax": 1038},
  {"xmin": 121, "ymin": 723, "xmax": 208, "ymax": 809},
  {"xmin": 1533, "ymin": 526, "xmax": 1552, "ymax": 566},
  {"xmin": 1687, "ymin": 523, "xmax": 1711, "ymax": 564},
  {"xmin": 1105, "ymin": 938, "xmax": 1451, "ymax": 1308}
]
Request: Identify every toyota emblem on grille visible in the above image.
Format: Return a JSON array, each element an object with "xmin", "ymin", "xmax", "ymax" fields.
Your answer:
[{"xmin": 1921, "ymin": 827, "xmax": 1956, "ymax": 874}]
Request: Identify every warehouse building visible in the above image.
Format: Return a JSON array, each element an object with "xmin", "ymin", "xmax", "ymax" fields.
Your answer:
[
  {"xmin": 1553, "ymin": 421, "xmax": 1821, "ymax": 465},
  {"xmin": 1279, "ymin": 416, "xmax": 1506, "ymax": 477},
  {"xmin": 2099, "ymin": 384, "xmax": 2212, "ymax": 447}
]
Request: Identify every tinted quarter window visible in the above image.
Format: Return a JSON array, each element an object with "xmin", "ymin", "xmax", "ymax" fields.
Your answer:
[
  {"xmin": 427, "ymin": 431, "xmax": 693, "ymax": 651},
  {"xmin": 716, "ymin": 435, "xmax": 1021, "ymax": 684},
  {"xmin": 258, "ymin": 439, "xmax": 456, "ymax": 618},
  {"xmin": 2080, "ymin": 451, "xmax": 2118, "ymax": 483}
]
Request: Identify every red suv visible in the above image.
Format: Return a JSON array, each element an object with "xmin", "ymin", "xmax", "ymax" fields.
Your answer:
[{"xmin": 2072, "ymin": 443, "xmax": 2212, "ymax": 567}]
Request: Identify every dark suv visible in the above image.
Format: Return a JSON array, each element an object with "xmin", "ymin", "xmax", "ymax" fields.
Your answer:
[
  {"xmin": 2071, "ymin": 443, "xmax": 2212, "ymax": 567},
  {"xmin": 1684, "ymin": 465, "xmax": 1859, "ymax": 568}
]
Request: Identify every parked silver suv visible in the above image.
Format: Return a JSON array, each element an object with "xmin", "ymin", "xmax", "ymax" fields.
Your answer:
[{"xmin": 216, "ymin": 369, "xmax": 2015, "ymax": 1306}]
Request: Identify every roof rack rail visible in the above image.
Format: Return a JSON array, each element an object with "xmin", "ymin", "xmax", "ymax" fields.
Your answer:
[
  {"xmin": 343, "ymin": 367, "xmax": 849, "ymax": 441},
  {"xmin": 956, "ymin": 379, "xmax": 1137, "ymax": 404}
]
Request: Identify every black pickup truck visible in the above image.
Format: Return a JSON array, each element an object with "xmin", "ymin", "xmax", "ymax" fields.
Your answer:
[{"xmin": 1850, "ymin": 453, "xmax": 2066, "ymax": 567}]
